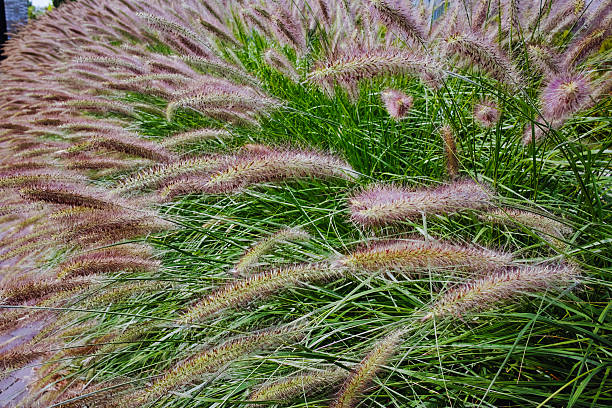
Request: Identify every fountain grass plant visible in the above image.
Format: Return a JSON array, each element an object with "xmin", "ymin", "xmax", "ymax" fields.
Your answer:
[{"xmin": 0, "ymin": 1, "xmax": 610, "ymax": 407}]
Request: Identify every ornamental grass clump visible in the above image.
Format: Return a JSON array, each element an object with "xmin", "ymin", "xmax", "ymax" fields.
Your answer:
[
  {"xmin": 350, "ymin": 179, "xmax": 493, "ymax": 226},
  {"xmin": 0, "ymin": 0, "xmax": 609, "ymax": 406}
]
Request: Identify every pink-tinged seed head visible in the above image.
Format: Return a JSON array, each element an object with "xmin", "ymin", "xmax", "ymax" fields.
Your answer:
[
  {"xmin": 350, "ymin": 179, "xmax": 493, "ymax": 226},
  {"xmin": 381, "ymin": 89, "xmax": 413, "ymax": 119},
  {"xmin": 330, "ymin": 329, "xmax": 405, "ymax": 408},
  {"xmin": 341, "ymin": 239, "xmax": 512, "ymax": 274},
  {"xmin": 473, "ymin": 98, "xmax": 501, "ymax": 128},
  {"xmin": 424, "ymin": 264, "xmax": 579, "ymax": 320},
  {"xmin": 541, "ymin": 72, "xmax": 591, "ymax": 122}
]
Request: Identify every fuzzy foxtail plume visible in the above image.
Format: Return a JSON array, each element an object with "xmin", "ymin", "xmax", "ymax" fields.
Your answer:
[
  {"xmin": 340, "ymin": 239, "xmax": 512, "ymax": 275},
  {"xmin": 473, "ymin": 98, "xmax": 501, "ymax": 128},
  {"xmin": 349, "ymin": 179, "xmax": 493, "ymax": 226},
  {"xmin": 330, "ymin": 329, "xmax": 405, "ymax": 408},
  {"xmin": 368, "ymin": 0, "xmax": 426, "ymax": 42},
  {"xmin": 127, "ymin": 323, "xmax": 306, "ymax": 407},
  {"xmin": 179, "ymin": 263, "xmax": 340, "ymax": 323},
  {"xmin": 381, "ymin": 89, "xmax": 413, "ymax": 120},
  {"xmin": 423, "ymin": 264, "xmax": 578, "ymax": 320},
  {"xmin": 439, "ymin": 125, "xmax": 459, "ymax": 179},
  {"xmin": 248, "ymin": 367, "xmax": 348, "ymax": 406}
]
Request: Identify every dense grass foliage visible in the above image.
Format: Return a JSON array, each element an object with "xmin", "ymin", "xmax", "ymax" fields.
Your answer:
[{"xmin": 0, "ymin": 1, "xmax": 610, "ymax": 407}]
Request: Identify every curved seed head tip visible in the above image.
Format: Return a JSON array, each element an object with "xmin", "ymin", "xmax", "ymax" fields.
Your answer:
[
  {"xmin": 330, "ymin": 329, "xmax": 405, "ymax": 408},
  {"xmin": 349, "ymin": 179, "xmax": 493, "ymax": 226},
  {"xmin": 541, "ymin": 72, "xmax": 591, "ymax": 122},
  {"xmin": 381, "ymin": 89, "xmax": 413, "ymax": 119},
  {"xmin": 473, "ymin": 98, "xmax": 501, "ymax": 128},
  {"xmin": 342, "ymin": 239, "xmax": 512, "ymax": 274},
  {"xmin": 429, "ymin": 264, "xmax": 579, "ymax": 319}
]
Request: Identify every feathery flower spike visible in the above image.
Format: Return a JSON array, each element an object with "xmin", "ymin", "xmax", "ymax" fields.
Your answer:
[
  {"xmin": 350, "ymin": 179, "xmax": 493, "ymax": 226},
  {"xmin": 341, "ymin": 239, "xmax": 511, "ymax": 274},
  {"xmin": 130, "ymin": 323, "xmax": 306, "ymax": 406},
  {"xmin": 330, "ymin": 329, "xmax": 405, "ymax": 408},
  {"xmin": 368, "ymin": 0, "xmax": 426, "ymax": 42},
  {"xmin": 179, "ymin": 263, "xmax": 341, "ymax": 323},
  {"xmin": 439, "ymin": 125, "xmax": 459, "ymax": 179},
  {"xmin": 163, "ymin": 148, "xmax": 356, "ymax": 197},
  {"xmin": 381, "ymin": 89, "xmax": 413, "ymax": 119},
  {"xmin": 444, "ymin": 32, "xmax": 523, "ymax": 89},
  {"xmin": 231, "ymin": 227, "xmax": 311, "ymax": 276},
  {"xmin": 264, "ymin": 48, "xmax": 300, "ymax": 82},
  {"xmin": 248, "ymin": 367, "xmax": 348, "ymax": 405},
  {"xmin": 541, "ymin": 72, "xmax": 591, "ymax": 122},
  {"xmin": 423, "ymin": 264, "xmax": 579, "ymax": 320},
  {"xmin": 480, "ymin": 208, "xmax": 572, "ymax": 246},
  {"xmin": 57, "ymin": 245, "xmax": 159, "ymax": 279}
]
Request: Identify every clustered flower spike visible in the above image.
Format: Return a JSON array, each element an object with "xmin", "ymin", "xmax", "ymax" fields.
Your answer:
[
  {"xmin": 541, "ymin": 72, "xmax": 591, "ymax": 122},
  {"xmin": 127, "ymin": 322, "xmax": 306, "ymax": 407},
  {"xmin": 330, "ymin": 329, "xmax": 405, "ymax": 408},
  {"xmin": 439, "ymin": 125, "xmax": 459, "ymax": 179},
  {"xmin": 248, "ymin": 367, "xmax": 348, "ymax": 405},
  {"xmin": 424, "ymin": 264, "xmax": 579, "ymax": 320},
  {"xmin": 349, "ymin": 179, "xmax": 493, "ymax": 226},
  {"xmin": 368, "ymin": 0, "xmax": 426, "ymax": 42},
  {"xmin": 179, "ymin": 263, "xmax": 341, "ymax": 323},
  {"xmin": 341, "ymin": 239, "xmax": 512, "ymax": 274},
  {"xmin": 161, "ymin": 147, "xmax": 356, "ymax": 198}
]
